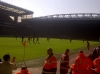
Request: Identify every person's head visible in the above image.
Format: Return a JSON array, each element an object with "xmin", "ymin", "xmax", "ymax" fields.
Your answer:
[
  {"xmin": 98, "ymin": 46, "xmax": 100, "ymax": 49},
  {"xmin": 21, "ymin": 66, "xmax": 27, "ymax": 70},
  {"xmin": 47, "ymin": 48, "xmax": 53, "ymax": 55},
  {"xmin": 79, "ymin": 50, "xmax": 83, "ymax": 53},
  {"xmin": 3, "ymin": 54, "xmax": 10, "ymax": 62},
  {"xmin": 78, "ymin": 50, "xmax": 84, "ymax": 57},
  {"xmin": 65, "ymin": 49, "xmax": 70, "ymax": 55}
]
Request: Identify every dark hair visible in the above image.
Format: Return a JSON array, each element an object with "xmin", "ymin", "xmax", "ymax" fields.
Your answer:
[
  {"xmin": 48, "ymin": 48, "xmax": 53, "ymax": 52},
  {"xmin": 79, "ymin": 50, "xmax": 83, "ymax": 53},
  {"xmin": 21, "ymin": 66, "xmax": 27, "ymax": 70},
  {"xmin": 65, "ymin": 49, "xmax": 70, "ymax": 52},
  {"xmin": 98, "ymin": 46, "xmax": 100, "ymax": 48},
  {"xmin": 0, "ymin": 59, "xmax": 2, "ymax": 62},
  {"xmin": 3, "ymin": 54, "xmax": 10, "ymax": 61}
]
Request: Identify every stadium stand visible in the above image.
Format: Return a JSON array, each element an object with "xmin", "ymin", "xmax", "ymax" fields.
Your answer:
[
  {"xmin": 0, "ymin": 1, "xmax": 34, "ymax": 37},
  {"xmin": 23, "ymin": 17, "xmax": 100, "ymax": 40},
  {"xmin": 0, "ymin": 1, "xmax": 100, "ymax": 41}
]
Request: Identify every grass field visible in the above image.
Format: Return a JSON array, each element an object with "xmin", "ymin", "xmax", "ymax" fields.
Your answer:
[{"xmin": 0, "ymin": 37, "xmax": 98, "ymax": 62}]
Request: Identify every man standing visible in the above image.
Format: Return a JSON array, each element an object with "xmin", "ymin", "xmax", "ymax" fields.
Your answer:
[
  {"xmin": 47, "ymin": 36, "xmax": 50, "ymax": 42},
  {"xmin": 83, "ymin": 38, "xmax": 85, "ymax": 43},
  {"xmin": 71, "ymin": 53, "xmax": 93, "ymax": 74},
  {"xmin": 33, "ymin": 36, "xmax": 35, "ymax": 43},
  {"xmin": 0, "ymin": 54, "xmax": 17, "ymax": 74},
  {"xmin": 74, "ymin": 51, "xmax": 91, "ymax": 74},
  {"xmin": 36, "ymin": 37, "xmax": 39, "ymax": 44},
  {"xmin": 60, "ymin": 49, "xmax": 70, "ymax": 74},
  {"xmin": 28, "ymin": 36, "xmax": 30, "ymax": 43},
  {"xmin": 87, "ymin": 40, "xmax": 90, "ymax": 50},
  {"xmin": 42, "ymin": 48, "xmax": 57, "ymax": 74},
  {"xmin": 93, "ymin": 55, "xmax": 100, "ymax": 74}
]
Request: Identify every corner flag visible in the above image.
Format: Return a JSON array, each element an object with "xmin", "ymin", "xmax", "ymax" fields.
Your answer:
[
  {"xmin": 22, "ymin": 40, "xmax": 27, "ymax": 67},
  {"xmin": 22, "ymin": 41, "xmax": 26, "ymax": 47}
]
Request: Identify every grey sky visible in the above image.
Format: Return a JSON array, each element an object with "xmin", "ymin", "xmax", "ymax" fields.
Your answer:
[{"xmin": 1, "ymin": 0, "xmax": 100, "ymax": 17}]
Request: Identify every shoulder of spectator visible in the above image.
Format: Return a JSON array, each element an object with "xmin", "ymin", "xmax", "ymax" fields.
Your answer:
[
  {"xmin": 52, "ymin": 55, "xmax": 57, "ymax": 60},
  {"xmin": 10, "ymin": 62, "xmax": 17, "ymax": 70}
]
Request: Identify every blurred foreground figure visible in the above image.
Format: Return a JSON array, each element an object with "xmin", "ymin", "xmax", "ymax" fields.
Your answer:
[
  {"xmin": 22, "ymin": 36, "xmax": 24, "ymax": 42},
  {"xmin": 0, "ymin": 54, "xmax": 17, "ymax": 74},
  {"xmin": 73, "ymin": 51, "xmax": 93, "ymax": 74},
  {"xmin": 33, "ymin": 36, "xmax": 35, "ymax": 43},
  {"xmin": 47, "ymin": 36, "xmax": 50, "ymax": 42},
  {"xmin": 36, "ymin": 37, "xmax": 39, "ymax": 44},
  {"xmin": 93, "ymin": 55, "xmax": 100, "ymax": 74},
  {"xmin": 87, "ymin": 40, "xmax": 90, "ymax": 50},
  {"xmin": 28, "ymin": 36, "xmax": 31, "ymax": 43},
  {"xmin": 70, "ymin": 64, "xmax": 79, "ymax": 74},
  {"xmin": 60, "ymin": 49, "xmax": 70, "ymax": 74},
  {"xmin": 42, "ymin": 48, "xmax": 57, "ymax": 74},
  {"xmin": 16, "ymin": 66, "xmax": 30, "ymax": 74}
]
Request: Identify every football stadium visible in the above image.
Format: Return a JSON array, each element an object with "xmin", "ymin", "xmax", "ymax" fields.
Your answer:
[{"xmin": 0, "ymin": 1, "xmax": 100, "ymax": 74}]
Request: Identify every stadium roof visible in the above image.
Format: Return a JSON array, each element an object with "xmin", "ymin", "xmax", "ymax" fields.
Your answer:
[
  {"xmin": 0, "ymin": 1, "xmax": 34, "ymax": 16},
  {"xmin": 34, "ymin": 13, "xmax": 100, "ymax": 19}
]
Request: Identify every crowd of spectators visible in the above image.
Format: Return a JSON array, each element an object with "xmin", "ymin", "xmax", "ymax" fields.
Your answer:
[
  {"xmin": 0, "ymin": 46, "xmax": 100, "ymax": 74},
  {"xmin": 0, "ymin": 24, "xmax": 34, "ymax": 37}
]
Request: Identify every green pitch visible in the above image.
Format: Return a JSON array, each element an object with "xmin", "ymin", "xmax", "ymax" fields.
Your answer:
[{"xmin": 0, "ymin": 37, "xmax": 98, "ymax": 62}]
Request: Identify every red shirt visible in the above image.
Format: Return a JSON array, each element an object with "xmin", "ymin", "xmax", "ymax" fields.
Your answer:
[
  {"xmin": 93, "ymin": 56, "xmax": 100, "ymax": 73},
  {"xmin": 75, "ymin": 53, "xmax": 89, "ymax": 74},
  {"xmin": 43, "ymin": 54, "xmax": 57, "ymax": 72}
]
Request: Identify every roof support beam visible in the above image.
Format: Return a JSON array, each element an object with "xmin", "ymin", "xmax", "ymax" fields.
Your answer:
[{"xmin": 0, "ymin": 1, "xmax": 33, "ymax": 16}]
